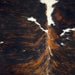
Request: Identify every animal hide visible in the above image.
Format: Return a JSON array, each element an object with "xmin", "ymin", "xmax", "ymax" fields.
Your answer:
[{"xmin": 0, "ymin": 0, "xmax": 75, "ymax": 75}]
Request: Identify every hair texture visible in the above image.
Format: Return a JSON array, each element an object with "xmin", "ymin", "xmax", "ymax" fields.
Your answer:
[
  {"xmin": 48, "ymin": 0, "xmax": 75, "ymax": 74},
  {"xmin": 0, "ymin": 0, "xmax": 49, "ymax": 75},
  {"xmin": 0, "ymin": 0, "xmax": 75, "ymax": 75}
]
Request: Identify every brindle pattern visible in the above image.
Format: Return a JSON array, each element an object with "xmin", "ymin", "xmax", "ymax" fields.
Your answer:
[
  {"xmin": 0, "ymin": 0, "xmax": 75, "ymax": 75},
  {"xmin": 0, "ymin": 0, "xmax": 50, "ymax": 75},
  {"xmin": 48, "ymin": 0, "xmax": 75, "ymax": 75}
]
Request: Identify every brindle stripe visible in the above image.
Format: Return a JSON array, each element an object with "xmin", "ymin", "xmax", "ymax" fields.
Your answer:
[
  {"xmin": 0, "ymin": 13, "xmax": 50, "ymax": 75},
  {"xmin": 49, "ymin": 0, "xmax": 75, "ymax": 74}
]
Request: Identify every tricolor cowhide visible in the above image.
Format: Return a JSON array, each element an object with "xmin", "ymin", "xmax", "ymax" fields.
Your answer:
[
  {"xmin": 48, "ymin": 0, "xmax": 75, "ymax": 75},
  {"xmin": 0, "ymin": 0, "xmax": 75, "ymax": 75}
]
